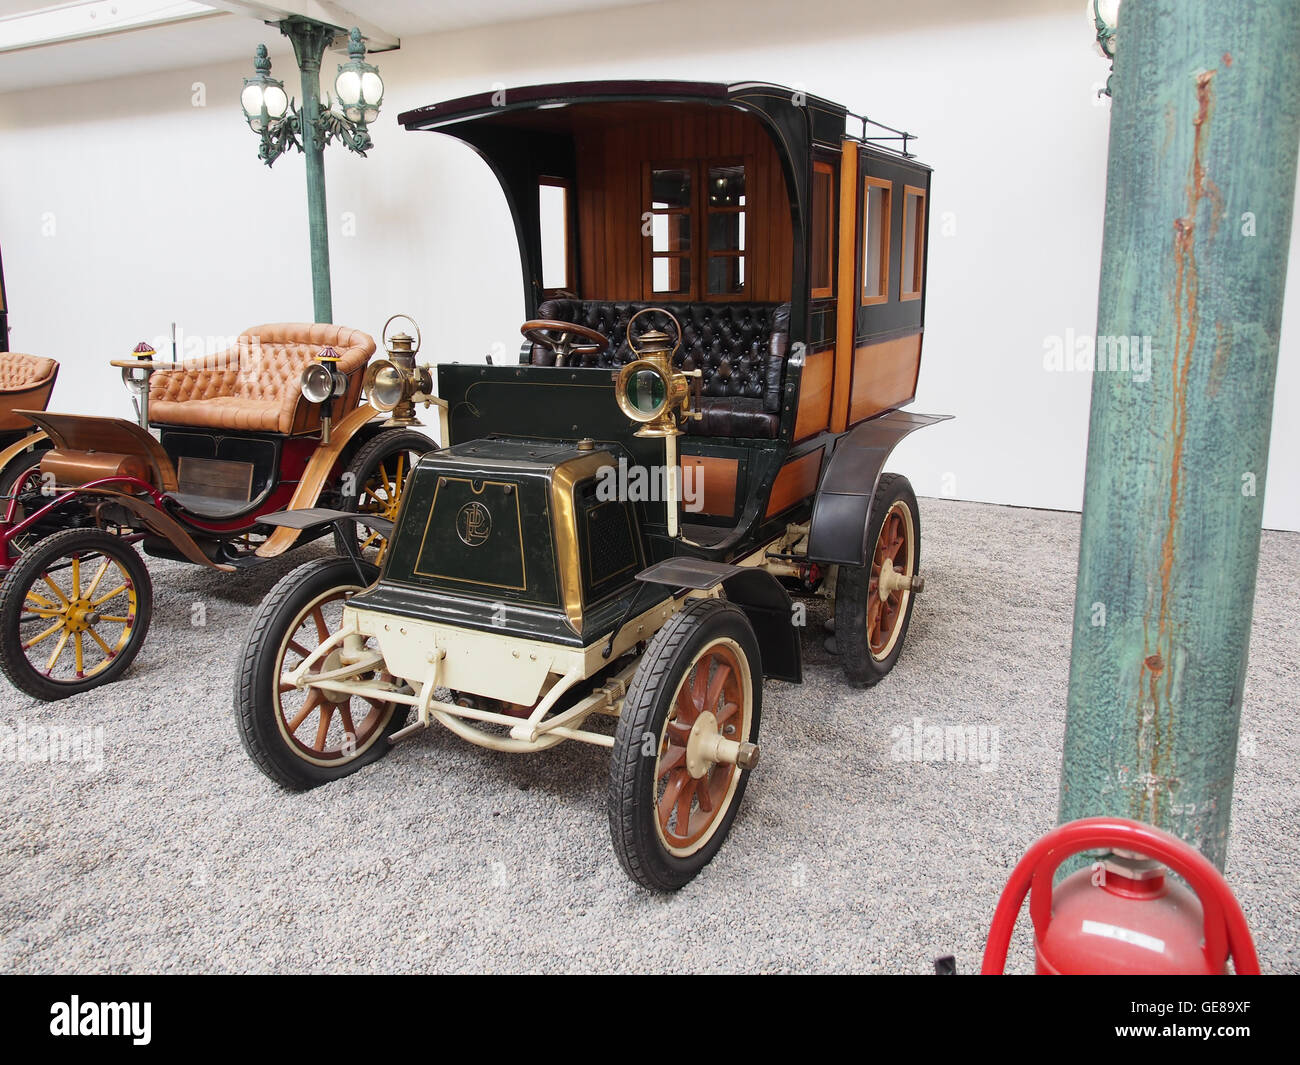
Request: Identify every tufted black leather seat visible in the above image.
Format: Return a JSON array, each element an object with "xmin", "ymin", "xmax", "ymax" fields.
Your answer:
[{"xmin": 530, "ymin": 300, "xmax": 791, "ymax": 438}]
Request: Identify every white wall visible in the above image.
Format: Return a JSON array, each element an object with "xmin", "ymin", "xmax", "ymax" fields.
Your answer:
[{"xmin": 1, "ymin": 0, "xmax": 1297, "ymax": 529}]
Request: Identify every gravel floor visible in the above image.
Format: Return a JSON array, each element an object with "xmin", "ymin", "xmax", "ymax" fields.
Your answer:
[{"xmin": 0, "ymin": 498, "xmax": 1295, "ymax": 974}]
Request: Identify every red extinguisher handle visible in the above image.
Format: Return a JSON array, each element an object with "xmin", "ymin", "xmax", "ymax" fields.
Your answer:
[{"xmin": 980, "ymin": 817, "xmax": 1259, "ymax": 975}]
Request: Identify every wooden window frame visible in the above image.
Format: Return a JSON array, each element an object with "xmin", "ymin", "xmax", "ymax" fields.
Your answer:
[
  {"xmin": 703, "ymin": 157, "xmax": 748, "ymax": 302},
  {"xmin": 643, "ymin": 160, "xmax": 697, "ymax": 300},
  {"xmin": 810, "ymin": 160, "xmax": 836, "ymax": 300},
  {"xmin": 900, "ymin": 184, "xmax": 927, "ymax": 302},
  {"xmin": 538, "ymin": 176, "xmax": 575, "ymax": 297},
  {"xmin": 860, "ymin": 175, "xmax": 892, "ymax": 306},
  {"xmin": 642, "ymin": 157, "xmax": 751, "ymax": 302}
]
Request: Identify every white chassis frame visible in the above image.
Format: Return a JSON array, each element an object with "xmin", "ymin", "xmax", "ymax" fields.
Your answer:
[{"xmin": 282, "ymin": 530, "xmax": 806, "ymax": 755}]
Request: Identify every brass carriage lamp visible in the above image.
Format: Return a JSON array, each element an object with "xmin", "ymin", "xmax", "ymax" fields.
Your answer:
[
  {"xmin": 240, "ymin": 45, "xmax": 290, "ymax": 134},
  {"xmin": 364, "ymin": 315, "xmax": 447, "ymax": 439},
  {"xmin": 614, "ymin": 311, "xmax": 701, "ymax": 538},
  {"xmin": 333, "ymin": 28, "xmax": 384, "ymax": 128},
  {"xmin": 615, "ymin": 329, "xmax": 689, "ymax": 439},
  {"xmin": 299, "ymin": 346, "xmax": 348, "ymax": 443}
]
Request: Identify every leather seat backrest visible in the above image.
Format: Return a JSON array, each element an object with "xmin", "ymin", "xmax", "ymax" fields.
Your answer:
[
  {"xmin": 147, "ymin": 323, "xmax": 375, "ymax": 435},
  {"xmin": 533, "ymin": 300, "xmax": 791, "ymax": 414},
  {"xmin": 0, "ymin": 353, "xmax": 57, "ymax": 392}
]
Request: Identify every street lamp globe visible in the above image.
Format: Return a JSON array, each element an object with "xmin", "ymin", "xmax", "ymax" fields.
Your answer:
[
  {"xmin": 335, "ymin": 27, "xmax": 383, "ymax": 124},
  {"xmin": 242, "ymin": 44, "xmax": 289, "ymax": 132},
  {"xmin": 1090, "ymin": 0, "xmax": 1121, "ymax": 59}
]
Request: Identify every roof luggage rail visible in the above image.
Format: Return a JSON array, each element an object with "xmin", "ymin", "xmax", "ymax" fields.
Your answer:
[{"xmin": 845, "ymin": 110, "xmax": 917, "ymax": 158}]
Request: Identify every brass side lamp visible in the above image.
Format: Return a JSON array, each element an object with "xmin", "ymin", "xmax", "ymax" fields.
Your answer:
[
  {"xmin": 363, "ymin": 314, "xmax": 447, "ymax": 441},
  {"xmin": 613, "ymin": 309, "xmax": 701, "ymax": 537},
  {"xmin": 299, "ymin": 345, "xmax": 349, "ymax": 444}
]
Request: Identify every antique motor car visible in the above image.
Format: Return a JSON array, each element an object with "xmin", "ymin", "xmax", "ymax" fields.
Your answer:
[
  {"xmin": 0, "ymin": 321, "xmax": 436, "ymax": 700},
  {"xmin": 235, "ymin": 81, "xmax": 948, "ymax": 890}
]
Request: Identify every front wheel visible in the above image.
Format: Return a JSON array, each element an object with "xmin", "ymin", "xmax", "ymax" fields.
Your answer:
[
  {"xmin": 834, "ymin": 472, "xmax": 920, "ymax": 688},
  {"xmin": 0, "ymin": 527, "xmax": 153, "ymax": 700},
  {"xmin": 234, "ymin": 556, "xmax": 407, "ymax": 790},
  {"xmin": 609, "ymin": 598, "xmax": 762, "ymax": 891},
  {"xmin": 333, "ymin": 429, "xmax": 436, "ymax": 565}
]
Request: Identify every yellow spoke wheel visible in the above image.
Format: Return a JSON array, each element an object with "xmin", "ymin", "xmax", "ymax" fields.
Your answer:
[
  {"xmin": 0, "ymin": 528, "xmax": 153, "ymax": 701},
  {"xmin": 335, "ymin": 430, "xmax": 437, "ymax": 565}
]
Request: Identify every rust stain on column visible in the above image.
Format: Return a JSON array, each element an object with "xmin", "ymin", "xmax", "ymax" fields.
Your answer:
[{"xmin": 1135, "ymin": 69, "xmax": 1217, "ymax": 823}]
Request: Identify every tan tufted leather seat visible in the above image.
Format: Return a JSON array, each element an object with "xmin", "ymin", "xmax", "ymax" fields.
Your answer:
[
  {"xmin": 0, "ymin": 353, "xmax": 59, "ymax": 433},
  {"xmin": 147, "ymin": 323, "xmax": 376, "ymax": 436}
]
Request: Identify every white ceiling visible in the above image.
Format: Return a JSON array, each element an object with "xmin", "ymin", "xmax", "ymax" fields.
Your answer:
[{"xmin": 0, "ymin": 0, "xmax": 661, "ymax": 93}]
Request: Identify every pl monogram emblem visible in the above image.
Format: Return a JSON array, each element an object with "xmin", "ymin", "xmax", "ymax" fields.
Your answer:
[{"xmin": 456, "ymin": 501, "xmax": 492, "ymax": 547}]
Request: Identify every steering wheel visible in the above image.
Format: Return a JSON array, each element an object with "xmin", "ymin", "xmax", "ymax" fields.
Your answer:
[{"xmin": 521, "ymin": 320, "xmax": 610, "ymax": 366}]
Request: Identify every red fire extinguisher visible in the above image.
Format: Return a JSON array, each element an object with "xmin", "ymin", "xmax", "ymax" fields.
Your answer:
[{"xmin": 981, "ymin": 816, "xmax": 1259, "ymax": 974}]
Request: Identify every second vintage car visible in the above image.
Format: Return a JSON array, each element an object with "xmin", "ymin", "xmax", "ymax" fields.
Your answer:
[{"xmin": 0, "ymin": 319, "xmax": 437, "ymax": 700}]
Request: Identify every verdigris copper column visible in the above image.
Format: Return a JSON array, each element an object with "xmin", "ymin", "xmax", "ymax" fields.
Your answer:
[
  {"xmin": 283, "ymin": 17, "xmax": 336, "ymax": 324},
  {"xmin": 1059, "ymin": 0, "xmax": 1300, "ymax": 869}
]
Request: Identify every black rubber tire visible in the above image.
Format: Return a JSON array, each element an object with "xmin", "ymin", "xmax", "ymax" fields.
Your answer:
[
  {"xmin": 332, "ymin": 429, "xmax": 436, "ymax": 562},
  {"xmin": 834, "ymin": 472, "xmax": 920, "ymax": 688},
  {"xmin": 609, "ymin": 598, "xmax": 762, "ymax": 892},
  {"xmin": 0, "ymin": 448, "xmax": 55, "ymax": 561},
  {"xmin": 0, "ymin": 439, "xmax": 49, "ymax": 496},
  {"xmin": 234, "ymin": 556, "xmax": 407, "ymax": 790},
  {"xmin": 0, "ymin": 527, "xmax": 153, "ymax": 701}
]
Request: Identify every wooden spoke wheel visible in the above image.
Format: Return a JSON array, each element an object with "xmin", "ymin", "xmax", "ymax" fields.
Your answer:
[
  {"xmin": 609, "ymin": 598, "xmax": 762, "ymax": 892},
  {"xmin": 867, "ymin": 500, "xmax": 915, "ymax": 660},
  {"xmin": 834, "ymin": 472, "xmax": 921, "ymax": 688},
  {"xmin": 0, "ymin": 527, "xmax": 153, "ymax": 700},
  {"xmin": 234, "ymin": 557, "xmax": 407, "ymax": 789},
  {"xmin": 335, "ymin": 429, "xmax": 437, "ymax": 565}
]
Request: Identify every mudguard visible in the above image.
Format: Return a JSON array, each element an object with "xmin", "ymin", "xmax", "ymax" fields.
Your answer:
[
  {"xmin": 254, "ymin": 406, "xmax": 387, "ymax": 559},
  {"xmin": 0, "ymin": 430, "xmax": 49, "ymax": 488},
  {"xmin": 806, "ymin": 410, "xmax": 951, "ymax": 567},
  {"xmin": 633, "ymin": 557, "xmax": 801, "ymax": 683}
]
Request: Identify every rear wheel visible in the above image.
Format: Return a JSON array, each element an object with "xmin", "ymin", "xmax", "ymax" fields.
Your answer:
[
  {"xmin": 234, "ymin": 556, "xmax": 407, "ymax": 790},
  {"xmin": 609, "ymin": 598, "xmax": 762, "ymax": 891},
  {"xmin": 333, "ymin": 429, "xmax": 436, "ymax": 565},
  {"xmin": 834, "ymin": 472, "xmax": 920, "ymax": 688},
  {"xmin": 0, "ymin": 464, "xmax": 55, "ymax": 560},
  {"xmin": 0, "ymin": 439, "xmax": 49, "ymax": 496},
  {"xmin": 0, "ymin": 527, "xmax": 152, "ymax": 700}
]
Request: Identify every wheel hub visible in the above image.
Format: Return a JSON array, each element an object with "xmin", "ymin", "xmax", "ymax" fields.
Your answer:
[
  {"xmin": 685, "ymin": 709, "xmax": 760, "ymax": 776},
  {"xmin": 318, "ymin": 650, "xmax": 352, "ymax": 704},
  {"xmin": 63, "ymin": 598, "xmax": 101, "ymax": 632}
]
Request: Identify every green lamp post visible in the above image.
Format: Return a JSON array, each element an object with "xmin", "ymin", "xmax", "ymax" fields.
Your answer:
[{"xmin": 240, "ymin": 20, "xmax": 385, "ymax": 324}]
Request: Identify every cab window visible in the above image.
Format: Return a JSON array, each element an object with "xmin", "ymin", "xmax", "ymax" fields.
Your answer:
[
  {"xmin": 539, "ymin": 177, "xmax": 573, "ymax": 295},
  {"xmin": 810, "ymin": 161, "xmax": 835, "ymax": 299}
]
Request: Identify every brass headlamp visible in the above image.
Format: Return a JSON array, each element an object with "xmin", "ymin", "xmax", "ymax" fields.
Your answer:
[
  {"xmin": 614, "ymin": 310, "xmax": 700, "ymax": 439},
  {"xmin": 299, "ymin": 346, "xmax": 348, "ymax": 403},
  {"xmin": 613, "ymin": 309, "xmax": 701, "ymax": 539},
  {"xmin": 364, "ymin": 314, "xmax": 436, "ymax": 427},
  {"xmin": 299, "ymin": 346, "xmax": 349, "ymax": 444}
]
